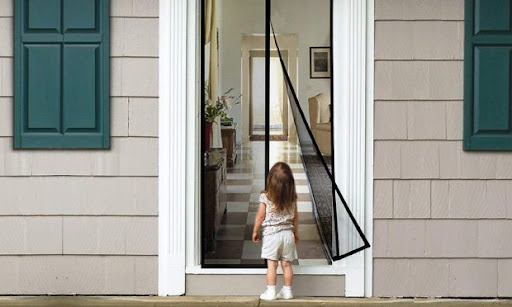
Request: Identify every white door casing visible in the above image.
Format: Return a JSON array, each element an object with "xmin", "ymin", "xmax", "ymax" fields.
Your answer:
[
  {"xmin": 364, "ymin": 0, "xmax": 375, "ymax": 297},
  {"xmin": 158, "ymin": 0, "xmax": 196, "ymax": 296},
  {"xmin": 332, "ymin": 0, "xmax": 373, "ymax": 297},
  {"xmin": 159, "ymin": 0, "xmax": 374, "ymax": 297}
]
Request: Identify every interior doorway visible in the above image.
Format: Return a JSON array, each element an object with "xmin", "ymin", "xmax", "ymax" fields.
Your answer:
[
  {"xmin": 241, "ymin": 34, "xmax": 298, "ymax": 144},
  {"xmin": 249, "ymin": 52, "xmax": 288, "ymax": 141}
]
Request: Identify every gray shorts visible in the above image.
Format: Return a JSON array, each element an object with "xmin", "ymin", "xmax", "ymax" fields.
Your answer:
[{"xmin": 261, "ymin": 229, "xmax": 298, "ymax": 261}]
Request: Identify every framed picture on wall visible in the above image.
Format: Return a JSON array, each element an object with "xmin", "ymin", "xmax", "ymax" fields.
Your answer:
[{"xmin": 310, "ymin": 47, "xmax": 331, "ymax": 79}]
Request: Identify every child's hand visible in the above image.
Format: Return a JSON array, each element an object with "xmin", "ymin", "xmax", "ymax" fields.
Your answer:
[
  {"xmin": 252, "ymin": 232, "xmax": 259, "ymax": 243},
  {"xmin": 294, "ymin": 232, "xmax": 300, "ymax": 243}
]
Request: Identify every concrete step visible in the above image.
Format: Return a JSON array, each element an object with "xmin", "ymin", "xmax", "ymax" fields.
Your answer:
[
  {"xmin": 0, "ymin": 297, "xmax": 511, "ymax": 307},
  {"xmin": 186, "ymin": 274, "xmax": 344, "ymax": 296}
]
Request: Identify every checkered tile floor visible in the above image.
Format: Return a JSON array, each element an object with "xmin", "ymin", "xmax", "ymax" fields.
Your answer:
[{"xmin": 204, "ymin": 141, "xmax": 328, "ymax": 266}]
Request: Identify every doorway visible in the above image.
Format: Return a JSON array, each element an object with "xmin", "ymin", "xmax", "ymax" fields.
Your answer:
[
  {"xmin": 249, "ymin": 52, "xmax": 288, "ymax": 141},
  {"xmin": 159, "ymin": 0, "xmax": 374, "ymax": 297},
  {"xmin": 201, "ymin": 1, "xmax": 329, "ymax": 267},
  {"xmin": 241, "ymin": 34, "xmax": 298, "ymax": 144},
  {"xmin": 201, "ymin": 0, "xmax": 371, "ymax": 269},
  {"xmin": 202, "ymin": 36, "xmax": 327, "ymax": 267}
]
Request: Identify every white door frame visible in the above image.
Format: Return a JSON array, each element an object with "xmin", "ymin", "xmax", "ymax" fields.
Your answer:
[
  {"xmin": 158, "ymin": 0, "xmax": 374, "ymax": 297},
  {"xmin": 157, "ymin": 0, "xmax": 199, "ymax": 296}
]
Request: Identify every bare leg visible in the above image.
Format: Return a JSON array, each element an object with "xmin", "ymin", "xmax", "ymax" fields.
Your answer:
[
  {"xmin": 281, "ymin": 260, "xmax": 293, "ymax": 286},
  {"xmin": 266, "ymin": 260, "xmax": 278, "ymax": 286}
]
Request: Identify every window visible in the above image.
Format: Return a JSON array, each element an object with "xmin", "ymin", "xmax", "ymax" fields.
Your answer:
[
  {"xmin": 464, "ymin": 0, "xmax": 512, "ymax": 150},
  {"xmin": 14, "ymin": 0, "xmax": 110, "ymax": 149}
]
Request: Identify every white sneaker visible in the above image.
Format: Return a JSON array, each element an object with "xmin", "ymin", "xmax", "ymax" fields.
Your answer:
[
  {"xmin": 260, "ymin": 288, "xmax": 277, "ymax": 300},
  {"xmin": 276, "ymin": 289, "xmax": 294, "ymax": 299}
]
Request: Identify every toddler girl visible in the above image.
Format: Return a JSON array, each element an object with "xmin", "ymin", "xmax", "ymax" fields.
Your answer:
[{"xmin": 252, "ymin": 162, "xmax": 299, "ymax": 300}]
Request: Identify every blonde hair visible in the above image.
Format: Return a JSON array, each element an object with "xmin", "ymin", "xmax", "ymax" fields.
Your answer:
[{"xmin": 264, "ymin": 162, "xmax": 297, "ymax": 213}]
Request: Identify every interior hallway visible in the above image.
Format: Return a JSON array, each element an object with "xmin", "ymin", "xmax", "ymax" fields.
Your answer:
[{"xmin": 204, "ymin": 141, "xmax": 328, "ymax": 266}]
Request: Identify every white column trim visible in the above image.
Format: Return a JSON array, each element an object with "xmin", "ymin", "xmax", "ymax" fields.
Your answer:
[
  {"xmin": 158, "ymin": 0, "xmax": 188, "ymax": 296},
  {"xmin": 185, "ymin": 0, "xmax": 201, "ymax": 269},
  {"xmin": 364, "ymin": 0, "xmax": 375, "ymax": 298},
  {"xmin": 333, "ymin": 0, "xmax": 373, "ymax": 297}
]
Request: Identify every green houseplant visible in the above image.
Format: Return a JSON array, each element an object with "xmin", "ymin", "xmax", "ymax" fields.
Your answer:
[{"xmin": 204, "ymin": 88, "xmax": 241, "ymax": 150}]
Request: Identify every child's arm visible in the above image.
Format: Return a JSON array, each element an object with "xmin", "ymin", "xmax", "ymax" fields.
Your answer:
[
  {"xmin": 293, "ymin": 203, "xmax": 300, "ymax": 243},
  {"xmin": 252, "ymin": 203, "xmax": 266, "ymax": 242}
]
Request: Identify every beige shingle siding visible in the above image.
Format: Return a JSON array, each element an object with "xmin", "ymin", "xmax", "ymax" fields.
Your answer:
[
  {"xmin": 374, "ymin": 258, "xmax": 500, "ymax": 297},
  {"xmin": 0, "ymin": 255, "xmax": 157, "ymax": 294},
  {"xmin": 0, "ymin": 0, "xmax": 158, "ymax": 294},
  {"xmin": 375, "ymin": 0, "xmax": 464, "ymax": 21},
  {"xmin": 374, "ymin": 0, "xmax": 512, "ymax": 297}
]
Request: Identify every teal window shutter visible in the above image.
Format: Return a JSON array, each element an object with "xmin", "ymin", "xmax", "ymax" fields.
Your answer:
[
  {"xmin": 464, "ymin": 0, "xmax": 512, "ymax": 150},
  {"xmin": 14, "ymin": 0, "xmax": 110, "ymax": 149}
]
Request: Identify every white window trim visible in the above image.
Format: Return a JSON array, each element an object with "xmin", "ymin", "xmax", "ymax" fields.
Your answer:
[{"xmin": 158, "ymin": 0, "xmax": 374, "ymax": 297}]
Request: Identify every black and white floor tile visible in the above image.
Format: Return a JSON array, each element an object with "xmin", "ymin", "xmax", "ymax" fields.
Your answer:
[{"xmin": 204, "ymin": 141, "xmax": 328, "ymax": 266}]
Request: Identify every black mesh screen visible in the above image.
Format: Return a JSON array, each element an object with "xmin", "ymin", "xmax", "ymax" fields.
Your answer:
[{"xmin": 271, "ymin": 23, "xmax": 369, "ymax": 261}]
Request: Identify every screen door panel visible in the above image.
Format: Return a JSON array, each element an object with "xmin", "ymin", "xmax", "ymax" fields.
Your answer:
[{"xmin": 270, "ymin": 16, "xmax": 370, "ymax": 260}]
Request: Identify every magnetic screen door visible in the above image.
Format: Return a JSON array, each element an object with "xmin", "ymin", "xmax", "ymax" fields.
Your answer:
[
  {"xmin": 271, "ymin": 16, "xmax": 370, "ymax": 259},
  {"xmin": 200, "ymin": 0, "xmax": 369, "ymax": 268},
  {"xmin": 201, "ymin": 0, "xmax": 269, "ymax": 268}
]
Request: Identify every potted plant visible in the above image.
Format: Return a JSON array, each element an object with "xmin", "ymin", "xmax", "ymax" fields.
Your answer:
[{"xmin": 204, "ymin": 88, "xmax": 241, "ymax": 150}]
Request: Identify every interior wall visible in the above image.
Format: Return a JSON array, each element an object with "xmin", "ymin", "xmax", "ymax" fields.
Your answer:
[{"xmin": 219, "ymin": 0, "xmax": 331, "ymax": 143}]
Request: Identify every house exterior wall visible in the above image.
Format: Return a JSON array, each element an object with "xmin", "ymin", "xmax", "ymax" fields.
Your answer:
[
  {"xmin": 373, "ymin": 0, "xmax": 512, "ymax": 297},
  {"xmin": 0, "ymin": 0, "xmax": 159, "ymax": 294}
]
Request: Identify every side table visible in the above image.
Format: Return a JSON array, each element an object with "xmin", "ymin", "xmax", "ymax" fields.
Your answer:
[
  {"xmin": 204, "ymin": 148, "xmax": 227, "ymax": 252},
  {"xmin": 221, "ymin": 124, "xmax": 237, "ymax": 167}
]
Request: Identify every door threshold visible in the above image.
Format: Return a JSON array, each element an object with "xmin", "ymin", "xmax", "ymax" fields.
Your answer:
[{"xmin": 186, "ymin": 265, "xmax": 346, "ymax": 275}]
